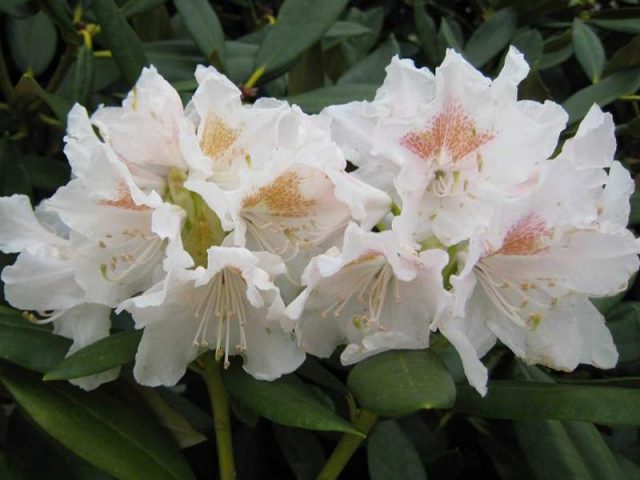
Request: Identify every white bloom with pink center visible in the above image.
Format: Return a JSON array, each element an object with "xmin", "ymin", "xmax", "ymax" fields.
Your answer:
[
  {"xmin": 181, "ymin": 66, "xmax": 391, "ymax": 273},
  {"xmin": 121, "ymin": 247, "xmax": 304, "ymax": 386},
  {"xmin": 438, "ymin": 106, "xmax": 639, "ymax": 395},
  {"xmin": 325, "ymin": 48, "xmax": 568, "ymax": 246},
  {"xmin": 286, "ymin": 223, "xmax": 450, "ymax": 364}
]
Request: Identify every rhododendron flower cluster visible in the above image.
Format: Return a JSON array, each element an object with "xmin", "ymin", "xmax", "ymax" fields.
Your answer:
[{"xmin": 1, "ymin": 48, "xmax": 637, "ymax": 395}]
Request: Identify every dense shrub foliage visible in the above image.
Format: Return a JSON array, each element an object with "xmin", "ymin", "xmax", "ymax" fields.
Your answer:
[{"xmin": 0, "ymin": 1, "xmax": 639, "ymax": 479}]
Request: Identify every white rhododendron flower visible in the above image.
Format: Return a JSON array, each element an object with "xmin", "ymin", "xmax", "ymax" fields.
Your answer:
[
  {"xmin": 325, "ymin": 47, "xmax": 567, "ymax": 246},
  {"xmin": 286, "ymin": 223, "xmax": 450, "ymax": 364},
  {"xmin": 438, "ymin": 106, "xmax": 639, "ymax": 395}
]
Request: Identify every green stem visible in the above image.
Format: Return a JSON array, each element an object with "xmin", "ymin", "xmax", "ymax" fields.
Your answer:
[
  {"xmin": 202, "ymin": 353, "xmax": 236, "ymax": 480},
  {"xmin": 316, "ymin": 409, "xmax": 378, "ymax": 480}
]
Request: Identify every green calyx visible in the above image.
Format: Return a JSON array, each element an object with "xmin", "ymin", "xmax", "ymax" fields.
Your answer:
[
  {"xmin": 420, "ymin": 236, "xmax": 459, "ymax": 290},
  {"xmin": 165, "ymin": 168, "xmax": 226, "ymax": 268}
]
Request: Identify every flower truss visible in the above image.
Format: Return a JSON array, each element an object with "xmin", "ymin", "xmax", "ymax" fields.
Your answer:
[{"xmin": 0, "ymin": 47, "xmax": 638, "ymax": 397}]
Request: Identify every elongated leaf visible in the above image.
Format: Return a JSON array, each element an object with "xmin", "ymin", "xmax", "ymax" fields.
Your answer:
[
  {"xmin": 254, "ymin": 0, "xmax": 349, "ymax": 79},
  {"xmin": 174, "ymin": 0, "xmax": 225, "ymax": 66},
  {"xmin": 92, "ymin": 0, "xmax": 148, "ymax": 86},
  {"xmin": 22, "ymin": 155, "xmax": 70, "ymax": 191},
  {"xmin": 511, "ymin": 29, "xmax": 544, "ymax": 65},
  {"xmin": 563, "ymin": 66, "xmax": 640, "ymax": 124},
  {"xmin": 288, "ymin": 43, "xmax": 324, "ymax": 95},
  {"xmin": 347, "ymin": 350, "xmax": 456, "ymax": 416},
  {"xmin": 367, "ymin": 420, "xmax": 427, "ymax": 480},
  {"xmin": 338, "ymin": 35, "xmax": 399, "ymax": 86},
  {"xmin": 439, "ymin": 17, "xmax": 463, "ymax": 52},
  {"xmin": 273, "ymin": 425, "xmax": 325, "ymax": 480},
  {"xmin": 44, "ymin": 330, "xmax": 142, "ymax": 381},
  {"xmin": 0, "ymin": 364, "xmax": 194, "ymax": 480},
  {"xmin": 608, "ymin": 302, "xmax": 640, "ymax": 373},
  {"xmin": 538, "ymin": 30, "xmax": 573, "ymax": 70},
  {"xmin": 563, "ymin": 422, "xmax": 623, "ymax": 480},
  {"xmin": 0, "ymin": 306, "xmax": 69, "ymax": 373},
  {"xmin": 72, "ymin": 45, "xmax": 94, "ymax": 106},
  {"xmin": 414, "ymin": 0, "xmax": 440, "ymax": 66},
  {"xmin": 591, "ymin": 9, "xmax": 640, "ymax": 34},
  {"xmin": 572, "ymin": 18, "xmax": 605, "ymax": 83},
  {"xmin": 463, "ymin": 8, "xmax": 517, "ymax": 67},
  {"xmin": 455, "ymin": 381, "xmax": 640, "ymax": 425},
  {"xmin": 7, "ymin": 11, "xmax": 57, "ymax": 75},
  {"xmin": 144, "ymin": 40, "xmax": 204, "ymax": 82},
  {"xmin": 120, "ymin": 0, "xmax": 167, "ymax": 17},
  {"xmin": 286, "ymin": 84, "xmax": 376, "ymax": 113},
  {"xmin": 0, "ymin": 137, "xmax": 31, "ymax": 197},
  {"xmin": 223, "ymin": 365, "xmax": 359, "ymax": 435},
  {"xmin": 606, "ymin": 35, "xmax": 640, "ymax": 74},
  {"xmin": 14, "ymin": 73, "xmax": 72, "ymax": 123}
]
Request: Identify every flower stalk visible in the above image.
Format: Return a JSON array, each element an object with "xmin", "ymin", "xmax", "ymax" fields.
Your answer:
[
  {"xmin": 202, "ymin": 353, "xmax": 236, "ymax": 480},
  {"xmin": 316, "ymin": 409, "xmax": 378, "ymax": 480}
]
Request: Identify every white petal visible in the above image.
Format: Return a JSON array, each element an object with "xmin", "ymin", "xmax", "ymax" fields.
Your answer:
[
  {"xmin": 490, "ymin": 46, "xmax": 529, "ymax": 101},
  {"xmin": 600, "ymin": 161, "xmax": 634, "ymax": 227},
  {"xmin": 374, "ymin": 56, "xmax": 436, "ymax": 116}
]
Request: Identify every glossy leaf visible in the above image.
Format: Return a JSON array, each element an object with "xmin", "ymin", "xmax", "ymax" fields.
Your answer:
[
  {"xmin": 0, "ymin": 306, "xmax": 69, "ymax": 373},
  {"xmin": 538, "ymin": 30, "xmax": 573, "ymax": 70},
  {"xmin": 72, "ymin": 45, "xmax": 94, "ymax": 106},
  {"xmin": 44, "ymin": 330, "xmax": 142, "ymax": 381},
  {"xmin": 455, "ymin": 381, "xmax": 640, "ymax": 425},
  {"xmin": 120, "ymin": 0, "xmax": 168, "ymax": 18},
  {"xmin": 285, "ymin": 84, "xmax": 377, "ymax": 113},
  {"xmin": 174, "ymin": 0, "xmax": 225, "ymax": 66},
  {"xmin": 92, "ymin": 0, "xmax": 148, "ymax": 86},
  {"xmin": 511, "ymin": 29, "xmax": 544, "ymax": 66},
  {"xmin": 572, "ymin": 18, "xmax": 606, "ymax": 83},
  {"xmin": 288, "ymin": 43, "xmax": 324, "ymax": 95},
  {"xmin": 7, "ymin": 11, "xmax": 57, "ymax": 76},
  {"xmin": 0, "ymin": 363, "xmax": 195, "ymax": 480},
  {"xmin": 254, "ymin": 0, "xmax": 349, "ymax": 79},
  {"xmin": 347, "ymin": 350, "xmax": 456, "ymax": 416},
  {"xmin": 223, "ymin": 365, "xmax": 360, "ymax": 435},
  {"xmin": 367, "ymin": 420, "xmax": 427, "ymax": 480},
  {"xmin": 562, "ymin": 66, "xmax": 640, "ymax": 123},
  {"xmin": 463, "ymin": 8, "xmax": 517, "ymax": 67},
  {"xmin": 591, "ymin": 9, "xmax": 640, "ymax": 34}
]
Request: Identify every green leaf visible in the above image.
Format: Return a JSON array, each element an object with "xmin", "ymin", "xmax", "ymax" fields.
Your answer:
[
  {"xmin": 0, "ymin": 0, "xmax": 32, "ymax": 18},
  {"xmin": 44, "ymin": 330, "xmax": 142, "ymax": 381},
  {"xmin": 174, "ymin": 0, "xmax": 225, "ymax": 66},
  {"xmin": 0, "ymin": 137, "xmax": 32, "ymax": 197},
  {"xmin": 0, "ymin": 306, "xmax": 69, "ymax": 373},
  {"xmin": 455, "ymin": 381, "xmax": 640, "ymax": 425},
  {"xmin": 630, "ymin": 191, "xmax": 640, "ymax": 226},
  {"xmin": 414, "ymin": 0, "xmax": 440, "ymax": 66},
  {"xmin": 562, "ymin": 422, "xmax": 624, "ymax": 480},
  {"xmin": 254, "ymin": 0, "xmax": 349, "ymax": 79},
  {"xmin": 367, "ymin": 420, "xmax": 427, "ymax": 480},
  {"xmin": 608, "ymin": 302, "xmax": 640, "ymax": 373},
  {"xmin": 120, "ymin": 0, "xmax": 168, "ymax": 18},
  {"xmin": 38, "ymin": 0, "xmax": 76, "ymax": 39},
  {"xmin": 225, "ymin": 41, "xmax": 258, "ymax": 84},
  {"xmin": 606, "ymin": 35, "xmax": 640, "ymax": 74},
  {"xmin": 591, "ymin": 8, "xmax": 640, "ymax": 34},
  {"xmin": 323, "ymin": 21, "xmax": 372, "ymax": 50},
  {"xmin": 347, "ymin": 350, "xmax": 456, "ymax": 416},
  {"xmin": 14, "ymin": 73, "xmax": 73, "ymax": 124},
  {"xmin": 0, "ymin": 363, "xmax": 195, "ymax": 480},
  {"xmin": 338, "ymin": 35, "xmax": 399, "ymax": 86},
  {"xmin": 92, "ymin": 0, "xmax": 148, "ymax": 86},
  {"xmin": 463, "ymin": 8, "xmax": 517, "ymax": 67},
  {"xmin": 144, "ymin": 40, "xmax": 205, "ymax": 82},
  {"xmin": 538, "ymin": 30, "xmax": 573, "ymax": 70},
  {"xmin": 439, "ymin": 17, "xmax": 463, "ymax": 52},
  {"xmin": 572, "ymin": 19, "xmax": 605, "ymax": 83},
  {"xmin": 511, "ymin": 29, "xmax": 544, "ymax": 66},
  {"xmin": 223, "ymin": 365, "xmax": 360, "ymax": 435},
  {"xmin": 285, "ymin": 84, "xmax": 377, "ymax": 114},
  {"xmin": 7, "ymin": 11, "xmax": 57, "ymax": 76},
  {"xmin": 72, "ymin": 45, "xmax": 94, "ymax": 106},
  {"xmin": 562, "ymin": 67, "xmax": 640, "ymax": 124},
  {"xmin": 273, "ymin": 425, "xmax": 325, "ymax": 480},
  {"xmin": 22, "ymin": 155, "xmax": 70, "ymax": 191},
  {"xmin": 288, "ymin": 43, "xmax": 324, "ymax": 95}
]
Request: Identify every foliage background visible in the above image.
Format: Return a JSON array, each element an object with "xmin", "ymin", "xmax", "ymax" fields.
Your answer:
[{"xmin": 1, "ymin": 0, "xmax": 640, "ymax": 479}]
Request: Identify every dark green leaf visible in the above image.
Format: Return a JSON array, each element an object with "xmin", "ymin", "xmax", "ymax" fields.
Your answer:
[
  {"xmin": 538, "ymin": 30, "xmax": 573, "ymax": 70},
  {"xmin": 455, "ymin": 381, "xmax": 640, "ymax": 425},
  {"xmin": 439, "ymin": 17, "xmax": 463, "ymax": 52},
  {"xmin": 367, "ymin": 420, "xmax": 427, "ymax": 480},
  {"xmin": 606, "ymin": 35, "xmax": 640, "ymax": 74},
  {"xmin": 338, "ymin": 35, "xmax": 399, "ymax": 86},
  {"xmin": 22, "ymin": 155, "xmax": 70, "ymax": 191},
  {"xmin": 630, "ymin": 191, "xmax": 640, "ymax": 226},
  {"xmin": 463, "ymin": 8, "xmax": 517, "ymax": 67},
  {"xmin": 174, "ymin": 0, "xmax": 225, "ymax": 66},
  {"xmin": 92, "ymin": 0, "xmax": 148, "ymax": 86},
  {"xmin": 273, "ymin": 425, "xmax": 325, "ymax": 480},
  {"xmin": 414, "ymin": 0, "xmax": 439, "ymax": 66},
  {"xmin": 562, "ymin": 421, "xmax": 623, "ymax": 480},
  {"xmin": 323, "ymin": 21, "xmax": 372, "ymax": 50},
  {"xmin": 347, "ymin": 350, "xmax": 456, "ymax": 416},
  {"xmin": 14, "ymin": 73, "xmax": 72, "ymax": 124},
  {"xmin": 286, "ymin": 84, "xmax": 377, "ymax": 113},
  {"xmin": 254, "ymin": 0, "xmax": 349, "ymax": 79},
  {"xmin": 0, "ymin": 137, "xmax": 31, "ymax": 197},
  {"xmin": 0, "ymin": 0, "xmax": 32, "ymax": 18},
  {"xmin": 38, "ymin": 0, "xmax": 76, "ymax": 39},
  {"xmin": 562, "ymin": 67, "xmax": 640, "ymax": 124},
  {"xmin": 144, "ymin": 40, "xmax": 204, "ymax": 82},
  {"xmin": 223, "ymin": 365, "xmax": 360, "ymax": 435},
  {"xmin": 0, "ymin": 363, "xmax": 195, "ymax": 480},
  {"xmin": 297, "ymin": 358, "xmax": 348, "ymax": 395},
  {"xmin": 591, "ymin": 9, "xmax": 640, "ymax": 34},
  {"xmin": 288, "ymin": 43, "xmax": 324, "ymax": 95},
  {"xmin": 72, "ymin": 45, "xmax": 94, "ymax": 106},
  {"xmin": 7, "ymin": 11, "xmax": 57, "ymax": 76},
  {"xmin": 0, "ymin": 305, "xmax": 69, "ymax": 373},
  {"xmin": 608, "ymin": 302, "xmax": 640, "ymax": 373},
  {"xmin": 120, "ymin": 0, "xmax": 167, "ymax": 18},
  {"xmin": 44, "ymin": 330, "xmax": 142, "ymax": 381},
  {"xmin": 511, "ymin": 29, "xmax": 544, "ymax": 66},
  {"xmin": 572, "ymin": 19, "xmax": 605, "ymax": 83}
]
